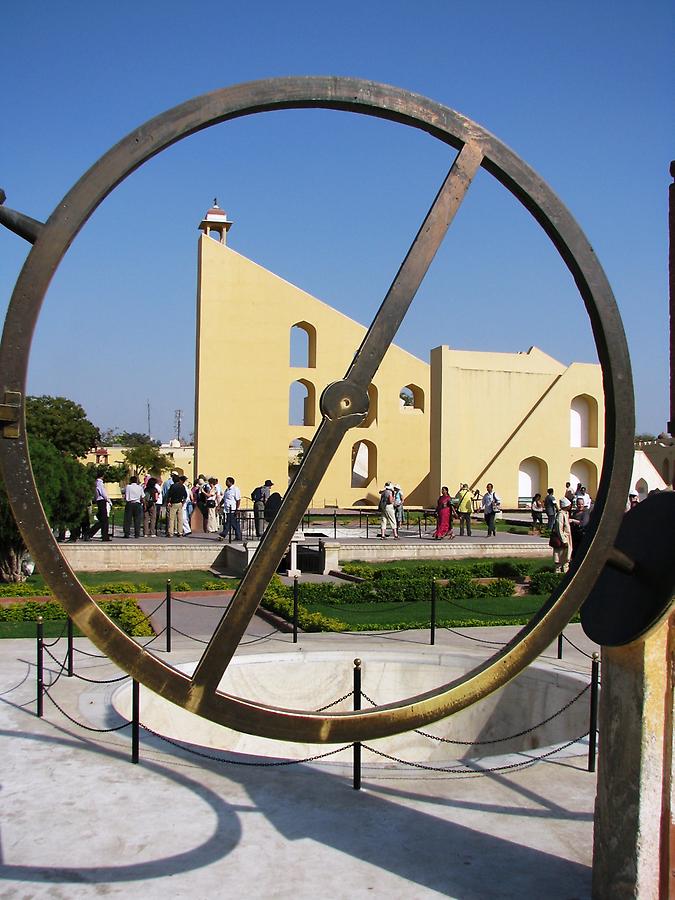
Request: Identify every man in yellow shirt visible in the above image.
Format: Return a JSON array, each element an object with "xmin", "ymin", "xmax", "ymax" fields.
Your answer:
[{"xmin": 456, "ymin": 483, "xmax": 473, "ymax": 537}]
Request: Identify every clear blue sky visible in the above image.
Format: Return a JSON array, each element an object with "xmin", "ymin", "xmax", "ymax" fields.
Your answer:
[{"xmin": 1, "ymin": 1, "xmax": 672, "ymax": 440}]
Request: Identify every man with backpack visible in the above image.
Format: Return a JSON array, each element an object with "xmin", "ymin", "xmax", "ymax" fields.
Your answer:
[
  {"xmin": 456, "ymin": 483, "xmax": 473, "ymax": 536},
  {"xmin": 378, "ymin": 482, "xmax": 399, "ymax": 539},
  {"xmin": 251, "ymin": 479, "xmax": 273, "ymax": 537}
]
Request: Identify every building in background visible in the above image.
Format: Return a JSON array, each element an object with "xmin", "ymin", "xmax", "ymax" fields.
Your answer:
[{"xmin": 194, "ymin": 203, "xmax": 606, "ymax": 509}]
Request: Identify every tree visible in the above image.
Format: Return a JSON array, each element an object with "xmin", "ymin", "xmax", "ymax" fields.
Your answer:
[
  {"xmin": 122, "ymin": 444, "xmax": 173, "ymax": 477},
  {"xmin": 634, "ymin": 433, "xmax": 657, "ymax": 443},
  {"xmin": 0, "ymin": 438, "xmax": 64, "ymax": 581},
  {"xmin": 26, "ymin": 396, "xmax": 100, "ymax": 457},
  {"xmin": 116, "ymin": 431, "xmax": 159, "ymax": 447}
]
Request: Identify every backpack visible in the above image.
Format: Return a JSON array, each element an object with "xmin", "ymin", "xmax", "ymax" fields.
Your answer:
[
  {"xmin": 144, "ymin": 488, "xmax": 156, "ymax": 507},
  {"xmin": 251, "ymin": 486, "xmax": 264, "ymax": 503}
]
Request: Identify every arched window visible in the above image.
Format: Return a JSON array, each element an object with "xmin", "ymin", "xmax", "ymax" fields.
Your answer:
[
  {"xmin": 351, "ymin": 440, "xmax": 377, "ymax": 488},
  {"xmin": 570, "ymin": 395, "xmax": 598, "ymax": 448},
  {"xmin": 635, "ymin": 478, "xmax": 648, "ymax": 500},
  {"xmin": 290, "ymin": 321, "xmax": 317, "ymax": 368},
  {"xmin": 359, "ymin": 384, "xmax": 378, "ymax": 428},
  {"xmin": 289, "ymin": 380, "xmax": 316, "ymax": 426},
  {"xmin": 399, "ymin": 383, "xmax": 424, "ymax": 413},
  {"xmin": 569, "ymin": 459, "xmax": 598, "ymax": 497},
  {"xmin": 288, "ymin": 437, "xmax": 310, "ymax": 482},
  {"xmin": 518, "ymin": 456, "xmax": 548, "ymax": 502}
]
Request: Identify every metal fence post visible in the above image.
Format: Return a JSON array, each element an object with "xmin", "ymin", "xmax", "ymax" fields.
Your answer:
[
  {"xmin": 132, "ymin": 679, "xmax": 140, "ymax": 764},
  {"xmin": 366, "ymin": 515, "xmax": 369, "ymax": 539},
  {"xmin": 557, "ymin": 633, "xmax": 564, "ymax": 659},
  {"xmin": 36, "ymin": 616, "xmax": 44, "ymax": 717},
  {"xmin": 166, "ymin": 579, "xmax": 172, "ymax": 653},
  {"xmin": 293, "ymin": 576, "xmax": 299, "ymax": 644},
  {"xmin": 333, "ymin": 510, "xmax": 337, "ymax": 539},
  {"xmin": 67, "ymin": 616, "xmax": 74, "ymax": 677},
  {"xmin": 588, "ymin": 652, "xmax": 600, "ymax": 772},
  {"xmin": 353, "ymin": 658, "xmax": 361, "ymax": 790},
  {"xmin": 430, "ymin": 579, "xmax": 437, "ymax": 645}
]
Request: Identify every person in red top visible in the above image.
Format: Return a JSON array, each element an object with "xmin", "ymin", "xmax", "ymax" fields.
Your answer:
[{"xmin": 432, "ymin": 486, "xmax": 454, "ymax": 540}]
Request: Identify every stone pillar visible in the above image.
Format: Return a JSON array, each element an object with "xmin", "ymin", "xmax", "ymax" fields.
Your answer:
[
  {"xmin": 592, "ymin": 612, "xmax": 674, "ymax": 898},
  {"xmin": 319, "ymin": 540, "xmax": 340, "ymax": 574},
  {"xmin": 286, "ymin": 539, "xmax": 301, "ymax": 577}
]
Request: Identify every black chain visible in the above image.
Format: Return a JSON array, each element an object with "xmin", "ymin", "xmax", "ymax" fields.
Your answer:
[
  {"xmin": 562, "ymin": 633, "xmax": 596, "ymax": 660},
  {"xmin": 443, "ymin": 627, "xmax": 508, "ymax": 646},
  {"xmin": 141, "ymin": 723, "xmax": 353, "ymax": 766},
  {"xmin": 133, "ymin": 596, "xmax": 167, "ymax": 623},
  {"xmin": 362, "ymin": 684, "xmax": 591, "ymax": 745},
  {"xmin": 43, "ymin": 689, "xmax": 132, "ymax": 732},
  {"xmin": 69, "ymin": 669, "xmax": 130, "ymax": 684},
  {"xmin": 445, "ymin": 597, "xmax": 541, "ymax": 618},
  {"xmin": 361, "ymin": 734, "xmax": 588, "ymax": 775},
  {"xmin": 240, "ymin": 630, "xmax": 277, "ymax": 645},
  {"xmin": 415, "ymin": 683, "xmax": 591, "ymax": 744},
  {"xmin": 315, "ymin": 690, "xmax": 354, "ymax": 711},
  {"xmin": 171, "ymin": 626, "xmax": 209, "ymax": 644},
  {"xmin": 172, "ymin": 596, "xmax": 232, "ymax": 609},
  {"xmin": 43, "ymin": 620, "xmax": 68, "ymax": 646}
]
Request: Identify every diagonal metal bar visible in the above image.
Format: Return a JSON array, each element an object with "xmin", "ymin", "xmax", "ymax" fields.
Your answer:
[
  {"xmin": 346, "ymin": 141, "xmax": 484, "ymax": 389},
  {"xmin": 189, "ymin": 142, "xmax": 484, "ymax": 703}
]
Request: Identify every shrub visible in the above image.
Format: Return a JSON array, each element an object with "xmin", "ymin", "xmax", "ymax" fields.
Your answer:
[
  {"xmin": 172, "ymin": 581, "xmax": 192, "ymax": 592},
  {"xmin": 467, "ymin": 561, "xmax": 494, "ymax": 578},
  {"xmin": 202, "ymin": 580, "xmax": 226, "ymax": 591},
  {"xmin": 0, "ymin": 598, "xmax": 152, "ymax": 636},
  {"xmin": 0, "ymin": 582, "xmax": 51, "ymax": 597},
  {"xmin": 507, "ymin": 526, "xmax": 529, "ymax": 535},
  {"xmin": 96, "ymin": 581, "xmax": 152, "ymax": 595},
  {"xmin": 492, "ymin": 560, "xmax": 531, "ymax": 579},
  {"xmin": 340, "ymin": 562, "xmax": 374, "ymax": 580},
  {"xmin": 529, "ymin": 571, "xmax": 563, "ymax": 594}
]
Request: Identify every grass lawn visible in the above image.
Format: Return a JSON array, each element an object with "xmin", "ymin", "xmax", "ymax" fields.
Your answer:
[
  {"xmin": 301, "ymin": 594, "xmax": 550, "ymax": 629},
  {"xmin": 18, "ymin": 570, "xmax": 235, "ymax": 594},
  {"xmin": 0, "ymin": 620, "xmax": 84, "ymax": 639}
]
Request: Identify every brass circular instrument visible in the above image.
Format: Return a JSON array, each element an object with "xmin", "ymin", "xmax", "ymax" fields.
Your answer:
[{"xmin": 0, "ymin": 78, "xmax": 634, "ymax": 742}]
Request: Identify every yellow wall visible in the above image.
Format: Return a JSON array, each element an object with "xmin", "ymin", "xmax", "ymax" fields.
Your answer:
[
  {"xmin": 195, "ymin": 235, "xmax": 430, "ymax": 506},
  {"xmin": 430, "ymin": 346, "xmax": 604, "ymax": 504},
  {"xmin": 195, "ymin": 232, "xmax": 604, "ymax": 508}
]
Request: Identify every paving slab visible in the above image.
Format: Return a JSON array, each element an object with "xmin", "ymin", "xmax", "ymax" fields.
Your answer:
[{"xmin": 0, "ymin": 620, "xmax": 600, "ymax": 898}]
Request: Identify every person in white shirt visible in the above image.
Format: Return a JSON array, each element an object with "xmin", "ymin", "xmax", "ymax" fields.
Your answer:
[
  {"xmin": 482, "ymin": 483, "xmax": 500, "ymax": 537},
  {"xmin": 123, "ymin": 475, "xmax": 144, "ymax": 538},
  {"xmin": 219, "ymin": 477, "xmax": 242, "ymax": 541}
]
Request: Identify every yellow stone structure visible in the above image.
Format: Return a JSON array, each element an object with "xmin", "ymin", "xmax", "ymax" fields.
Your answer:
[{"xmin": 194, "ymin": 204, "xmax": 604, "ymax": 508}]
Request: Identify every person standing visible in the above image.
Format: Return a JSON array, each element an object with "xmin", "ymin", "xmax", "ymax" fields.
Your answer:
[
  {"xmin": 456, "ymin": 483, "xmax": 473, "ymax": 536},
  {"xmin": 544, "ymin": 488, "xmax": 558, "ymax": 531},
  {"xmin": 393, "ymin": 484, "xmax": 404, "ymax": 530},
  {"xmin": 220, "ymin": 476, "xmax": 242, "ymax": 541},
  {"xmin": 552, "ymin": 497, "xmax": 573, "ymax": 573},
  {"xmin": 530, "ymin": 493, "xmax": 544, "ymax": 535},
  {"xmin": 432, "ymin": 486, "xmax": 454, "ymax": 540},
  {"xmin": 482, "ymin": 483, "xmax": 500, "ymax": 537},
  {"xmin": 166, "ymin": 477, "xmax": 187, "ymax": 537},
  {"xmin": 252, "ymin": 479, "xmax": 273, "ymax": 537},
  {"xmin": 90, "ymin": 473, "xmax": 111, "ymax": 542},
  {"xmin": 123, "ymin": 475, "xmax": 144, "ymax": 538},
  {"xmin": 143, "ymin": 477, "xmax": 159, "ymax": 537},
  {"xmin": 378, "ymin": 482, "xmax": 398, "ymax": 539},
  {"xmin": 180, "ymin": 476, "xmax": 192, "ymax": 535}
]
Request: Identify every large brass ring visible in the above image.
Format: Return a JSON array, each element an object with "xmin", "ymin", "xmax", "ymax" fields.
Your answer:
[{"xmin": 0, "ymin": 77, "xmax": 634, "ymax": 742}]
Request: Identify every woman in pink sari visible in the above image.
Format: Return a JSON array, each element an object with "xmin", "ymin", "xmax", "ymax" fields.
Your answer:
[{"xmin": 432, "ymin": 486, "xmax": 454, "ymax": 539}]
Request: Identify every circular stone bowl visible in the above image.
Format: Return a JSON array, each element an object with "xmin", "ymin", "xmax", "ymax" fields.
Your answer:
[{"xmin": 113, "ymin": 650, "xmax": 590, "ymax": 764}]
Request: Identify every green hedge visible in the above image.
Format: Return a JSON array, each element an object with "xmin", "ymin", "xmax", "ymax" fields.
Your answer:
[
  {"xmin": 0, "ymin": 582, "xmax": 52, "ymax": 597},
  {"xmin": 95, "ymin": 581, "xmax": 152, "ymax": 594},
  {"xmin": 0, "ymin": 598, "xmax": 153, "ymax": 636},
  {"xmin": 529, "ymin": 570, "xmax": 564, "ymax": 594},
  {"xmin": 262, "ymin": 577, "xmax": 346, "ymax": 632},
  {"xmin": 341, "ymin": 560, "xmax": 534, "ymax": 582}
]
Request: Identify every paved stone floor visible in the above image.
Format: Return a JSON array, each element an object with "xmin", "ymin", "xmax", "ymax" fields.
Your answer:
[{"xmin": 0, "ymin": 615, "xmax": 600, "ymax": 898}]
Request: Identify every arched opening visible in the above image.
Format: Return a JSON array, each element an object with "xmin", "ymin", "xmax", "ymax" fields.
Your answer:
[
  {"xmin": 518, "ymin": 456, "xmax": 548, "ymax": 503},
  {"xmin": 353, "ymin": 497, "xmax": 372, "ymax": 506},
  {"xmin": 569, "ymin": 459, "xmax": 598, "ymax": 497},
  {"xmin": 570, "ymin": 395, "xmax": 598, "ymax": 448},
  {"xmin": 290, "ymin": 321, "xmax": 317, "ymax": 368},
  {"xmin": 289, "ymin": 379, "xmax": 316, "ymax": 426},
  {"xmin": 635, "ymin": 477, "xmax": 648, "ymax": 500},
  {"xmin": 288, "ymin": 437, "xmax": 310, "ymax": 483},
  {"xmin": 359, "ymin": 384, "xmax": 378, "ymax": 428},
  {"xmin": 351, "ymin": 440, "xmax": 377, "ymax": 488},
  {"xmin": 399, "ymin": 383, "xmax": 424, "ymax": 413}
]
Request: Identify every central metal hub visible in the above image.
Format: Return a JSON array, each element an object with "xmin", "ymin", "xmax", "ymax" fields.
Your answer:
[{"xmin": 320, "ymin": 380, "xmax": 369, "ymax": 425}]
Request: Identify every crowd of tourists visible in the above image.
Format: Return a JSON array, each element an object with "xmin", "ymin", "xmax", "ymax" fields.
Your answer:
[{"xmin": 87, "ymin": 472, "xmax": 281, "ymax": 543}]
